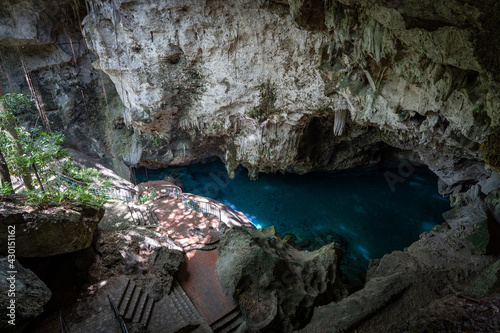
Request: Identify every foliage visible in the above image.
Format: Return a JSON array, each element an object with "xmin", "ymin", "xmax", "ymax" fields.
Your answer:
[
  {"xmin": 0, "ymin": 182, "xmax": 12, "ymax": 195},
  {"xmin": 246, "ymin": 81, "xmax": 277, "ymax": 121},
  {"xmin": 0, "ymin": 126, "xmax": 68, "ymax": 187},
  {"xmin": 0, "ymin": 93, "xmax": 34, "ymax": 116},
  {"xmin": 24, "ymin": 186, "xmax": 107, "ymax": 207},
  {"xmin": 59, "ymin": 159, "xmax": 111, "ymax": 186},
  {"xmin": 0, "ymin": 93, "xmax": 109, "ymax": 207},
  {"xmin": 139, "ymin": 187, "xmax": 157, "ymax": 204}
]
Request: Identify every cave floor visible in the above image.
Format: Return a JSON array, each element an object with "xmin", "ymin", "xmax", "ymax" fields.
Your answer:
[{"xmin": 152, "ymin": 196, "xmax": 222, "ymax": 251}]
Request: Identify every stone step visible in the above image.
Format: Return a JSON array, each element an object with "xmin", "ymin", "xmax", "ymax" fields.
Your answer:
[
  {"xmin": 133, "ymin": 290, "xmax": 149, "ymax": 323},
  {"xmin": 134, "ymin": 206, "xmax": 147, "ymax": 226},
  {"xmin": 128, "ymin": 204, "xmax": 159, "ymax": 227},
  {"xmin": 127, "ymin": 204, "xmax": 142, "ymax": 226},
  {"xmin": 117, "ymin": 277, "xmax": 131, "ymax": 308},
  {"xmin": 148, "ymin": 207, "xmax": 160, "ymax": 224},
  {"xmin": 210, "ymin": 308, "xmax": 241, "ymax": 332},
  {"xmin": 169, "ymin": 287, "xmax": 190, "ymax": 322},
  {"xmin": 171, "ymin": 281, "xmax": 201, "ymax": 322},
  {"xmin": 142, "ymin": 295, "xmax": 155, "ymax": 327},
  {"xmin": 220, "ymin": 315, "xmax": 243, "ymax": 333},
  {"xmin": 124, "ymin": 285, "xmax": 142, "ymax": 320},
  {"xmin": 118, "ymin": 279, "xmax": 136, "ymax": 315}
]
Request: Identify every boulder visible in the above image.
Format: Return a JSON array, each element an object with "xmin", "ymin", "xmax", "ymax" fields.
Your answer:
[
  {"xmin": 91, "ymin": 228, "xmax": 183, "ymax": 299},
  {"xmin": 216, "ymin": 226, "xmax": 346, "ymax": 332},
  {"xmin": 0, "ymin": 197, "xmax": 104, "ymax": 258},
  {"xmin": 0, "ymin": 259, "xmax": 51, "ymax": 331}
]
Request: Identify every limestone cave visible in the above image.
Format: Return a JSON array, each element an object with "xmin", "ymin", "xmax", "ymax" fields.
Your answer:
[{"xmin": 0, "ymin": 0, "xmax": 499, "ymax": 332}]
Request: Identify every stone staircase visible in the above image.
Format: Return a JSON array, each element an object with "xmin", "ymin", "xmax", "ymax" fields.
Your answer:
[
  {"xmin": 117, "ymin": 279, "xmax": 155, "ymax": 327},
  {"xmin": 127, "ymin": 204, "xmax": 159, "ymax": 227},
  {"xmin": 170, "ymin": 280, "xmax": 202, "ymax": 322},
  {"xmin": 113, "ymin": 278, "xmax": 211, "ymax": 332},
  {"xmin": 210, "ymin": 308, "xmax": 244, "ymax": 333}
]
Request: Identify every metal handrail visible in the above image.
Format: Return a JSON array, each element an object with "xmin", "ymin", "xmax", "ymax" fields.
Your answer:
[
  {"xmin": 141, "ymin": 184, "xmax": 222, "ymax": 221},
  {"xmin": 53, "ymin": 161, "xmax": 139, "ymax": 202},
  {"xmin": 59, "ymin": 312, "xmax": 70, "ymax": 333},
  {"xmin": 53, "ymin": 159, "xmax": 222, "ymax": 221},
  {"xmin": 108, "ymin": 295, "xmax": 128, "ymax": 333}
]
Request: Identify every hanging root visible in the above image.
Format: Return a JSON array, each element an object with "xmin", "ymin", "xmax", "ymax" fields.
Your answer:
[
  {"xmin": 20, "ymin": 58, "xmax": 51, "ymax": 133},
  {"xmin": 333, "ymin": 109, "xmax": 348, "ymax": 136}
]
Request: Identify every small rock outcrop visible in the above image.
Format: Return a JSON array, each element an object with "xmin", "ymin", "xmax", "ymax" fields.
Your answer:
[
  {"xmin": 0, "ymin": 196, "xmax": 104, "ymax": 258},
  {"xmin": 90, "ymin": 227, "xmax": 183, "ymax": 296},
  {"xmin": 0, "ymin": 259, "xmax": 51, "ymax": 331},
  {"xmin": 216, "ymin": 226, "xmax": 346, "ymax": 332}
]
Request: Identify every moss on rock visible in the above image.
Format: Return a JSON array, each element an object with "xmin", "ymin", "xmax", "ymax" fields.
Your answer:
[{"xmin": 481, "ymin": 128, "xmax": 500, "ymax": 174}]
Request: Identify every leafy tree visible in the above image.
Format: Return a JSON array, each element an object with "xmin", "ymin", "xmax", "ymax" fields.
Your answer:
[
  {"xmin": 0, "ymin": 93, "xmax": 108, "ymax": 207},
  {"xmin": 0, "ymin": 93, "xmax": 35, "ymax": 190}
]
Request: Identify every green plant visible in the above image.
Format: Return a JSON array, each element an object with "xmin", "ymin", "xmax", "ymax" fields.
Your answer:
[
  {"xmin": 246, "ymin": 81, "xmax": 277, "ymax": 121},
  {"xmin": 1, "ymin": 93, "xmax": 109, "ymax": 208},
  {"xmin": 1, "ymin": 93, "xmax": 34, "ymax": 116},
  {"xmin": 0, "ymin": 182, "xmax": 12, "ymax": 195},
  {"xmin": 139, "ymin": 186, "xmax": 157, "ymax": 204},
  {"xmin": 23, "ymin": 185, "xmax": 107, "ymax": 207},
  {"xmin": 0, "ymin": 126, "xmax": 68, "ymax": 188}
]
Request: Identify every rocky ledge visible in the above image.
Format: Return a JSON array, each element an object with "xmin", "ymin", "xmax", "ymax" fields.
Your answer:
[
  {"xmin": 217, "ymin": 226, "xmax": 346, "ymax": 332},
  {"xmin": 0, "ymin": 259, "xmax": 51, "ymax": 332},
  {"xmin": 0, "ymin": 196, "xmax": 104, "ymax": 258}
]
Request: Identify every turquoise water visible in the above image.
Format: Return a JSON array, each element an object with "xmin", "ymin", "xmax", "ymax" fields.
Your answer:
[{"xmin": 135, "ymin": 159, "xmax": 450, "ymax": 285}]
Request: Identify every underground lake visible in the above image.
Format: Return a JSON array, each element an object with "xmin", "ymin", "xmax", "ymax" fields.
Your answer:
[{"xmin": 134, "ymin": 159, "xmax": 450, "ymax": 285}]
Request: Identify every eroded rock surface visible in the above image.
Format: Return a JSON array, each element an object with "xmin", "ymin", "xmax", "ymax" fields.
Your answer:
[
  {"xmin": 0, "ymin": 197, "xmax": 104, "ymax": 257},
  {"xmin": 0, "ymin": 0, "xmax": 134, "ymax": 179},
  {"xmin": 216, "ymin": 226, "xmax": 346, "ymax": 332},
  {"xmin": 0, "ymin": 0, "xmax": 498, "ymax": 187},
  {"xmin": 409, "ymin": 293, "xmax": 500, "ymax": 332},
  {"xmin": 78, "ymin": 0, "xmax": 500, "ymax": 185}
]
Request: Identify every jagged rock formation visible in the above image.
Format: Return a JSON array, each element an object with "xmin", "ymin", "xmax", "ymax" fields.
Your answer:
[
  {"xmin": 0, "ymin": 196, "xmax": 104, "ymax": 257},
  {"xmin": 409, "ymin": 293, "xmax": 500, "ymax": 332},
  {"xmin": 0, "ymin": 259, "xmax": 52, "ymax": 331},
  {"xmin": 216, "ymin": 226, "xmax": 346, "ymax": 332},
  {"xmin": 1, "ymin": 0, "xmax": 498, "ymax": 185},
  {"xmin": 78, "ymin": 0, "xmax": 499, "ymax": 185}
]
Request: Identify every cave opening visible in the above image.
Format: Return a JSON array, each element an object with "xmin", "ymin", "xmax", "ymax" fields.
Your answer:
[{"xmin": 134, "ymin": 157, "xmax": 450, "ymax": 287}]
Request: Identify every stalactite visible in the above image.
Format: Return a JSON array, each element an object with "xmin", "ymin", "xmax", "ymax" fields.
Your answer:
[{"xmin": 333, "ymin": 109, "xmax": 348, "ymax": 136}]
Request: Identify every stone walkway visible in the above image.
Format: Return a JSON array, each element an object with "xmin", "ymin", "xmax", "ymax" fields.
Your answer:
[
  {"xmin": 143, "ymin": 183, "xmax": 249, "ymax": 332},
  {"xmin": 178, "ymin": 250, "xmax": 244, "ymax": 331},
  {"xmin": 152, "ymin": 196, "xmax": 221, "ymax": 251}
]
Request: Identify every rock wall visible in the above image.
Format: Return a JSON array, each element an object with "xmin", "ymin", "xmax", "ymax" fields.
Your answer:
[
  {"xmin": 0, "ymin": 196, "xmax": 104, "ymax": 257},
  {"xmin": 0, "ymin": 259, "xmax": 51, "ymax": 331},
  {"xmin": 216, "ymin": 226, "xmax": 346, "ymax": 331},
  {"xmin": 1, "ymin": 1, "xmax": 500, "ymax": 332},
  {"xmin": 79, "ymin": 0, "xmax": 499, "ymax": 185},
  {"xmin": 0, "ymin": 0, "xmax": 133, "ymax": 179},
  {"xmin": 301, "ymin": 186, "xmax": 500, "ymax": 332},
  {"xmin": 1, "ymin": 0, "xmax": 499, "ymax": 186}
]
